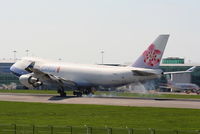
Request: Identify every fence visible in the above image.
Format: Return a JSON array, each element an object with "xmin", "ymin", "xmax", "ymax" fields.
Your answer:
[{"xmin": 0, "ymin": 124, "xmax": 199, "ymax": 134}]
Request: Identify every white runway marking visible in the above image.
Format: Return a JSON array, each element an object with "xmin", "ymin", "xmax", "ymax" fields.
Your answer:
[{"xmin": 0, "ymin": 93, "xmax": 200, "ymax": 109}]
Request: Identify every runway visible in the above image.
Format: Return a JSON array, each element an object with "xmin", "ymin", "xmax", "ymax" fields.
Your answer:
[{"xmin": 0, "ymin": 93, "xmax": 200, "ymax": 109}]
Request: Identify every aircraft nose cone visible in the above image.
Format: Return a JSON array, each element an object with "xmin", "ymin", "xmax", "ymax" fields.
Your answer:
[
  {"xmin": 10, "ymin": 64, "xmax": 15, "ymax": 72},
  {"xmin": 9, "ymin": 64, "xmax": 22, "ymax": 77}
]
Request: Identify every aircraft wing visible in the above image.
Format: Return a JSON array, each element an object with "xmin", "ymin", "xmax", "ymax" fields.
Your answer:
[
  {"xmin": 164, "ymin": 66, "xmax": 196, "ymax": 75},
  {"xmin": 27, "ymin": 65, "xmax": 77, "ymax": 89},
  {"xmin": 164, "ymin": 71, "xmax": 189, "ymax": 75}
]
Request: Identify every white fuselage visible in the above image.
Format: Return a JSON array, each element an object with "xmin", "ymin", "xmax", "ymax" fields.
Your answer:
[
  {"xmin": 11, "ymin": 58, "xmax": 162, "ymax": 88},
  {"xmin": 10, "ymin": 34, "xmax": 170, "ymax": 95}
]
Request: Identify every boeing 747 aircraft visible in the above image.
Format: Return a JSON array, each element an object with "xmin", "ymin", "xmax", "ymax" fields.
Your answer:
[{"xmin": 10, "ymin": 35, "xmax": 169, "ymax": 96}]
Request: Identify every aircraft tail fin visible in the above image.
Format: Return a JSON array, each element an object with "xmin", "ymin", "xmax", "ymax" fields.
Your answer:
[{"xmin": 131, "ymin": 35, "xmax": 169, "ymax": 69}]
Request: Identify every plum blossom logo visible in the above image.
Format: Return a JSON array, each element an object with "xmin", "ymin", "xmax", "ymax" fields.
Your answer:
[{"xmin": 143, "ymin": 44, "xmax": 162, "ymax": 66}]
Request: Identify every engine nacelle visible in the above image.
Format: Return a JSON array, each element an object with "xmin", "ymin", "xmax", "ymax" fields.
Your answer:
[
  {"xmin": 19, "ymin": 74, "xmax": 42, "ymax": 88},
  {"xmin": 32, "ymin": 81, "xmax": 43, "ymax": 88}
]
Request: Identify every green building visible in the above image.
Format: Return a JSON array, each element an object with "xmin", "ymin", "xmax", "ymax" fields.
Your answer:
[{"xmin": 162, "ymin": 57, "xmax": 184, "ymax": 64}]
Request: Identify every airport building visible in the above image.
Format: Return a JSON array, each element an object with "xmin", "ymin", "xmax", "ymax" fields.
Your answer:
[
  {"xmin": 160, "ymin": 57, "xmax": 200, "ymax": 86},
  {"xmin": 0, "ymin": 57, "xmax": 200, "ymax": 90},
  {"xmin": 0, "ymin": 61, "xmax": 20, "ymax": 89}
]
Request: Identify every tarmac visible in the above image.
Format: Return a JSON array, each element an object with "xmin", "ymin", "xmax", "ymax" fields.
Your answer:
[{"xmin": 0, "ymin": 93, "xmax": 200, "ymax": 109}]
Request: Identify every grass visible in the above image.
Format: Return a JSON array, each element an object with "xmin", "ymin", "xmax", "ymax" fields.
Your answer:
[
  {"xmin": 1, "ymin": 89, "xmax": 200, "ymax": 100},
  {"xmin": 0, "ymin": 89, "xmax": 58, "ymax": 94},
  {"xmin": 0, "ymin": 101, "xmax": 200, "ymax": 130}
]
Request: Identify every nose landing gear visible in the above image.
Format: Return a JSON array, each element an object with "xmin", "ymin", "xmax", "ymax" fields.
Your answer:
[{"xmin": 57, "ymin": 87, "xmax": 66, "ymax": 97}]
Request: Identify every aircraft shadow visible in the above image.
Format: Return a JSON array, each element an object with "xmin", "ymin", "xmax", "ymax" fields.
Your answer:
[{"xmin": 48, "ymin": 95, "xmax": 78, "ymax": 101}]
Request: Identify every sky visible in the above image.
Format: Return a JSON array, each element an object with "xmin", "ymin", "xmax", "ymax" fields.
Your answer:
[{"xmin": 0, "ymin": 0, "xmax": 199, "ymax": 64}]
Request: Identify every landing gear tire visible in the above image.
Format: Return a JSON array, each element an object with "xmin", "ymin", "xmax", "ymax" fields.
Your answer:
[
  {"xmin": 77, "ymin": 92, "xmax": 82, "ymax": 97},
  {"xmin": 73, "ymin": 91, "xmax": 82, "ymax": 97},
  {"xmin": 83, "ymin": 88, "xmax": 94, "ymax": 95},
  {"xmin": 60, "ymin": 92, "xmax": 66, "ymax": 97}
]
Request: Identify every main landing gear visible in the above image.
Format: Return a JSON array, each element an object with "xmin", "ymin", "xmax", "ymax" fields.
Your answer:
[
  {"xmin": 73, "ymin": 91, "xmax": 83, "ymax": 97},
  {"xmin": 57, "ymin": 87, "xmax": 95, "ymax": 97},
  {"xmin": 73, "ymin": 88, "xmax": 95, "ymax": 97}
]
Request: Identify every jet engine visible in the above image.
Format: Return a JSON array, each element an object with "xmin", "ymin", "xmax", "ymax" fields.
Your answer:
[{"xmin": 19, "ymin": 74, "xmax": 43, "ymax": 88}]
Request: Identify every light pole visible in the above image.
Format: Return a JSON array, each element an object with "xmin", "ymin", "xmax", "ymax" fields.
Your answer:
[
  {"xmin": 101, "ymin": 50, "xmax": 104, "ymax": 64},
  {"xmin": 25, "ymin": 50, "xmax": 29, "ymax": 57},
  {"xmin": 13, "ymin": 50, "xmax": 17, "ymax": 62}
]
